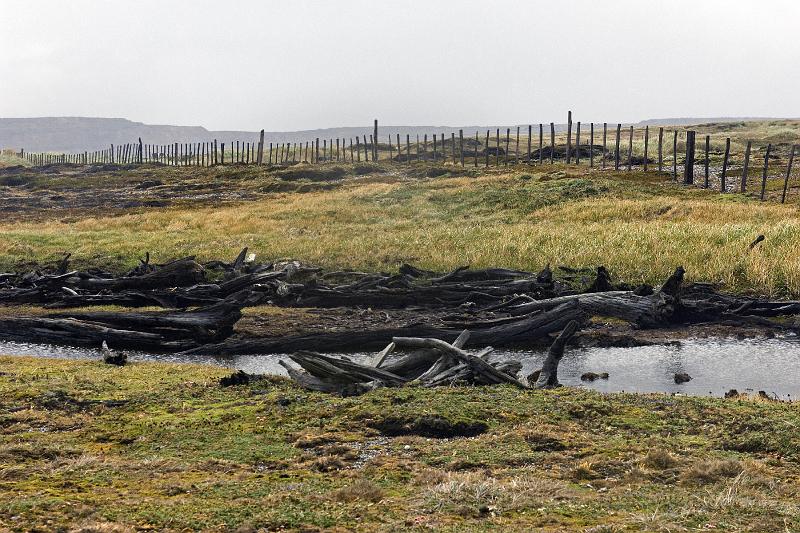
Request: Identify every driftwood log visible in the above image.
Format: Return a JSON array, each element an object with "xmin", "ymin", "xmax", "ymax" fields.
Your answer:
[{"xmin": 534, "ymin": 320, "xmax": 579, "ymax": 389}]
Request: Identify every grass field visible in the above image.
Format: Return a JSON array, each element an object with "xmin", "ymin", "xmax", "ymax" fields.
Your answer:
[{"xmin": 1, "ymin": 356, "xmax": 799, "ymax": 532}]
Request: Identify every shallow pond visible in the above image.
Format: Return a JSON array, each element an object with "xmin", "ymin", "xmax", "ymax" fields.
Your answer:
[{"xmin": 2, "ymin": 336, "xmax": 799, "ymax": 398}]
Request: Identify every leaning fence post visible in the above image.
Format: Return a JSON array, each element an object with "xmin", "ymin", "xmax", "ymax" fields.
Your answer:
[
  {"xmin": 760, "ymin": 144, "xmax": 772, "ymax": 200},
  {"xmin": 781, "ymin": 145, "xmax": 796, "ymax": 203},
  {"xmin": 740, "ymin": 141, "xmax": 752, "ymax": 192},
  {"xmin": 683, "ymin": 131, "xmax": 695, "ymax": 185},
  {"xmin": 720, "ymin": 137, "xmax": 730, "ymax": 192}
]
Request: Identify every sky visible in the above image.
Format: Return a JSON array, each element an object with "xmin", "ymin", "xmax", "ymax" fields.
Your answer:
[{"xmin": 1, "ymin": 0, "xmax": 798, "ymax": 131}]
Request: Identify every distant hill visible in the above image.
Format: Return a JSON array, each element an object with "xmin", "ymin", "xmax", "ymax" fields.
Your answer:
[{"xmin": 0, "ymin": 116, "xmax": 787, "ymax": 152}]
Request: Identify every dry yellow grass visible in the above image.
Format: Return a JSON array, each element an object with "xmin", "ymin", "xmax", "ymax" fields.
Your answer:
[{"xmin": 1, "ymin": 163, "xmax": 800, "ymax": 294}]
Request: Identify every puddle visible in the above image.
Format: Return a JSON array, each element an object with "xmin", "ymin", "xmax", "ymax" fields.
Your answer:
[{"xmin": 2, "ymin": 336, "xmax": 799, "ymax": 398}]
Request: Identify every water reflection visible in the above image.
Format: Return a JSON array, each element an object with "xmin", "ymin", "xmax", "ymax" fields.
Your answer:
[{"xmin": 2, "ymin": 336, "xmax": 799, "ymax": 398}]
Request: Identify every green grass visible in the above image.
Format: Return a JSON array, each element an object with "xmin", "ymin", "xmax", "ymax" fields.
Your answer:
[{"xmin": 1, "ymin": 356, "xmax": 799, "ymax": 531}]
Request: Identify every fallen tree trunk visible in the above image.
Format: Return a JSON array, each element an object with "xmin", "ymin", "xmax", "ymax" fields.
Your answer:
[
  {"xmin": 0, "ymin": 291, "xmax": 250, "ymax": 350},
  {"xmin": 183, "ymin": 300, "xmax": 586, "ymax": 355}
]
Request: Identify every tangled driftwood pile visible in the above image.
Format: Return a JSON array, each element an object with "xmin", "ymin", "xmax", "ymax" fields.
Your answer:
[
  {"xmin": 278, "ymin": 321, "xmax": 579, "ymax": 396},
  {"xmin": 0, "ymin": 247, "xmax": 799, "ymax": 359}
]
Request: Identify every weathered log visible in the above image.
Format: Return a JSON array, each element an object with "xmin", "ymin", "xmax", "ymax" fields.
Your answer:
[
  {"xmin": 183, "ymin": 301, "xmax": 586, "ymax": 355},
  {"xmin": 66, "ymin": 258, "xmax": 205, "ymax": 292},
  {"xmin": 288, "ymin": 351, "xmax": 408, "ymax": 385},
  {"xmin": 508, "ymin": 267, "xmax": 685, "ymax": 327}
]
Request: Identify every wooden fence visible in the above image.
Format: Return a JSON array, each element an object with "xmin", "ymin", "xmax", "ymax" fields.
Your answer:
[{"xmin": 15, "ymin": 113, "xmax": 799, "ymax": 203}]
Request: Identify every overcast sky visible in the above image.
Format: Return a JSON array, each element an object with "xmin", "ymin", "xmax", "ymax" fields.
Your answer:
[{"xmin": 1, "ymin": 0, "xmax": 798, "ymax": 131}]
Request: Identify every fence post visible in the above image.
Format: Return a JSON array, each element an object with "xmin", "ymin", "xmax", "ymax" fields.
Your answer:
[
  {"xmin": 566, "ymin": 110, "xmax": 573, "ymax": 163},
  {"xmin": 781, "ymin": 145, "xmax": 796, "ymax": 203},
  {"xmin": 575, "ymin": 122, "xmax": 581, "ymax": 165},
  {"xmin": 626, "ymin": 126, "xmax": 633, "ymax": 171},
  {"xmin": 549, "ymin": 123, "xmax": 555, "ymax": 164},
  {"xmin": 683, "ymin": 131, "xmax": 695, "ymax": 184},
  {"xmin": 515, "ymin": 126, "xmax": 520, "ymax": 165},
  {"xmin": 527, "ymin": 125, "xmax": 532, "ymax": 163},
  {"xmin": 396, "ymin": 134, "xmax": 401, "ymax": 161},
  {"xmin": 495, "ymin": 129, "xmax": 500, "ymax": 166},
  {"xmin": 480, "ymin": 130, "xmax": 487, "ymax": 167},
  {"xmin": 538, "ymin": 124, "xmax": 543, "ymax": 164},
  {"xmin": 474, "ymin": 131, "xmax": 479, "ymax": 167},
  {"xmin": 138, "ymin": 138, "xmax": 143, "ymax": 163},
  {"xmin": 658, "ymin": 128, "xmax": 664, "ymax": 172},
  {"xmin": 504, "ymin": 128, "xmax": 510, "ymax": 166},
  {"xmin": 459, "ymin": 129, "xmax": 464, "ymax": 166},
  {"xmin": 373, "ymin": 119, "xmax": 379, "ymax": 161},
  {"xmin": 672, "ymin": 131, "xmax": 678, "ymax": 181},
  {"xmin": 720, "ymin": 138, "xmax": 730, "ymax": 192},
  {"xmin": 760, "ymin": 144, "xmax": 772, "ymax": 200},
  {"xmin": 614, "ymin": 124, "xmax": 621, "ymax": 170},
  {"xmin": 740, "ymin": 141, "xmax": 751, "ymax": 192},
  {"xmin": 256, "ymin": 130, "xmax": 265, "ymax": 165},
  {"xmin": 643, "ymin": 126, "xmax": 649, "ymax": 171},
  {"xmin": 602, "ymin": 123, "xmax": 607, "ymax": 168},
  {"xmin": 589, "ymin": 123, "xmax": 594, "ymax": 168}
]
